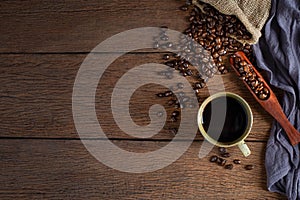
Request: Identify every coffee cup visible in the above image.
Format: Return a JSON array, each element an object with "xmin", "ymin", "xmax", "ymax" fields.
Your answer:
[{"xmin": 197, "ymin": 92, "xmax": 253, "ymax": 157}]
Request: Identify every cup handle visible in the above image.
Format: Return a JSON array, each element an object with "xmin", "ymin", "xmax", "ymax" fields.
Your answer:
[{"xmin": 238, "ymin": 141, "xmax": 251, "ymax": 157}]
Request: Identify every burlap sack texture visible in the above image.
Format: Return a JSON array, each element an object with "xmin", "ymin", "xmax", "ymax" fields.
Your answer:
[{"xmin": 192, "ymin": 0, "xmax": 271, "ymax": 44}]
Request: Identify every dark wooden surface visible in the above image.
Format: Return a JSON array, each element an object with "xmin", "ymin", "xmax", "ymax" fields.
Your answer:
[{"xmin": 0, "ymin": 0, "xmax": 286, "ymax": 199}]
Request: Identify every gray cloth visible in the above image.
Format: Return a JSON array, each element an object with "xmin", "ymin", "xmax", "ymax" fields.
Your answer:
[{"xmin": 253, "ymin": 0, "xmax": 300, "ymax": 199}]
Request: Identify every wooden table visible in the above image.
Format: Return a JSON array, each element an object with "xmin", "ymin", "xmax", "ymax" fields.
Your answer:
[{"xmin": 0, "ymin": 0, "xmax": 286, "ymax": 199}]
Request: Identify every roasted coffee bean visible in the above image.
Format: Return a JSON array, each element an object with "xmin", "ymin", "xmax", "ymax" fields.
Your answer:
[
  {"xmin": 218, "ymin": 147, "xmax": 227, "ymax": 153},
  {"xmin": 160, "ymin": 35, "xmax": 169, "ymax": 41},
  {"xmin": 240, "ymin": 60, "xmax": 247, "ymax": 66},
  {"xmin": 263, "ymin": 87, "xmax": 269, "ymax": 94},
  {"xmin": 220, "ymin": 152, "xmax": 231, "ymax": 158},
  {"xmin": 233, "ymin": 159, "xmax": 241, "ymax": 164},
  {"xmin": 217, "ymin": 157, "xmax": 227, "ymax": 166},
  {"xmin": 225, "ymin": 164, "xmax": 233, "ymax": 170},
  {"xmin": 164, "ymin": 90, "xmax": 173, "ymax": 97},
  {"xmin": 212, "ymin": 52, "xmax": 219, "ymax": 58},
  {"xmin": 172, "ymin": 111, "xmax": 180, "ymax": 117},
  {"xmin": 218, "ymin": 48, "xmax": 226, "ymax": 56},
  {"xmin": 259, "ymin": 93, "xmax": 268, "ymax": 100},
  {"xmin": 186, "ymin": 69, "xmax": 193, "ymax": 76},
  {"xmin": 210, "ymin": 155, "xmax": 218, "ymax": 162},
  {"xmin": 156, "ymin": 93, "xmax": 164, "ymax": 98},
  {"xmin": 194, "ymin": 82, "xmax": 203, "ymax": 89},
  {"xmin": 163, "ymin": 54, "xmax": 170, "ymax": 60},
  {"xmin": 155, "ymin": 2, "xmax": 254, "ymax": 105},
  {"xmin": 245, "ymin": 164, "xmax": 254, "ymax": 170},
  {"xmin": 170, "ymin": 116, "xmax": 177, "ymax": 122},
  {"xmin": 153, "ymin": 42, "xmax": 159, "ymax": 49},
  {"xmin": 165, "ymin": 61, "xmax": 175, "ymax": 68},
  {"xmin": 166, "ymin": 42, "xmax": 173, "ymax": 48},
  {"xmin": 180, "ymin": 5, "xmax": 188, "ymax": 11}
]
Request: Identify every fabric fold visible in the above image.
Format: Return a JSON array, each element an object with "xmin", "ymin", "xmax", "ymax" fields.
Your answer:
[{"xmin": 253, "ymin": 0, "xmax": 300, "ymax": 199}]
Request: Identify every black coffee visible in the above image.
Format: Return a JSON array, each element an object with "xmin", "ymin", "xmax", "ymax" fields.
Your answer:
[{"xmin": 202, "ymin": 96, "xmax": 248, "ymax": 143}]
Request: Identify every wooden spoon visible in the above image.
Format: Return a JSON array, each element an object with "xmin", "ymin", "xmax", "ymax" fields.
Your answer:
[{"xmin": 229, "ymin": 51, "xmax": 300, "ymax": 146}]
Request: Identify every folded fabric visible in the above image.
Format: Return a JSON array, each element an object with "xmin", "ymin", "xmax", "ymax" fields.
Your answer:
[{"xmin": 253, "ymin": 0, "xmax": 300, "ymax": 199}]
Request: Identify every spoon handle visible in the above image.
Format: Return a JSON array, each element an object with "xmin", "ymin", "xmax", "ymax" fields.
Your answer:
[{"xmin": 229, "ymin": 51, "xmax": 300, "ymax": 146}]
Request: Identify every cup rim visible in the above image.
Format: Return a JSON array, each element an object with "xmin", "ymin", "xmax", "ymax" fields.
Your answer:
[{"xmin": 197, "ymin": 92, "xmax": 253, "ymax": 147}]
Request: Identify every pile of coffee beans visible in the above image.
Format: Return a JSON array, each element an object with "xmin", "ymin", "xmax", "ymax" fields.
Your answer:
[
  {"xmin": 231, "ymin": 54, "xmax": 270, "ymax": 100},
  {"xmin": 154, "ymin": 1, "xmax": 256, "ymax": 134},
  {"xmin": 154, "ymin": 1, "xmax": 254, "ymax": 81},
  {"xmin": 156, "ymin": 86, "xmax": 198, "ymax": 134},
  {"xmin": 209, "ymin": 147, "xmax": 254, "ymax": 170}
]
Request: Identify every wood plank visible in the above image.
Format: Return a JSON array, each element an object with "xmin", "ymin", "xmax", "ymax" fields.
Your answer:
[
  {"xmin": 0, "ymin": 53, "xmax": 278, "ymax": 140},
  {"xmin": 0, "ymin": 0, "xmax": 190, "ymax": 53},
  {"xmin": 0, "ymin": 139, "xmax": 285, "ymax": 199}
]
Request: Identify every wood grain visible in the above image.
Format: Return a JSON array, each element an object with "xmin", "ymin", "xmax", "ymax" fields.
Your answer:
[
  {"xmin": 0, "ymin": 139, "xmax": 285, "ymax": 199},
  {"xmin": 0, "ymin": 1, "xmax": 286, "ymax": 198},
  {"xmin": 0, "ymin": 54, "xmax": 274, "ymax": 140},
  {"xmin": 0, "ymin": 0, "xmax": 190, "ymax": 53}
]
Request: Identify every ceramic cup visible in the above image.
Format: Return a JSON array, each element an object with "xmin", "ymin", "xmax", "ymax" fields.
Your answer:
[{"xmin": 197, "ymin": 92, "xmax": 253, "ymax": 157}]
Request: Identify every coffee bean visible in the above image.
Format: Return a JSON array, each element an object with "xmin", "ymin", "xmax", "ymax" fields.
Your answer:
[
  {"xmin": 160, "ymin": 35, "xmax": 169, "ymax": 41},
  {"xmin": 233, "ymin": 159, "xmax": 241, "ymax": 164},
  {"xmin": 245, "ymin": 165, "xmax": 254, "ymax": 170},
  {"xmin": 217, "ymin": 158, "xmax": 227, "ymax": 166},
  {"xmin": 221, "ymin": 152, "xmax": 231, "ymax": 158},
  {"xmin": 240, "ymin": 60, "xmax": 247, "ymax": 66},
  {"xmin": 194, "ymin": 82, "xmax": 203, "ymax": 89},
  {"xmin": 170, "ymin": 116, "xmax": 177, "ymax": 122},
  {"xmin": 172, "ymin": 111, "xmax": 180, "ymax": 117},
  {"xmin": 263, "ymin": 88, "xmax": 269, "ymax": 94},
  {"xmin": 153, "ymin": 42, "xmax": 159, "ymax": 49},
  {"xmin": 164, "ymin": 90, "xmax": 173, "ymax": 97},
  {"xmin": 165, "ymin": 61, "xmax": 175, "ymax": 68},
  {"xmin": 156, "ymin": 93, "xmax": 164, "ymax": 98},
  {"xmin": 166, "ymin": 42, "xmax": 173, "ymax": 48},
  {"xmin": 180, "ymin": 5, "xmax": 188, "ymax": 11},
  {"xmin": 212, "ymin": 52, "xmax": 219, "ymax": 58},
  {"xmin": 225, "ymin": 164, "xmax": 233, "ymax": 170},
  {"xmin": 259, "ymin": 93, "xmax": 268, "ymax": 100},
  {"xmin": 218, "ymin": 147, "xmax": 227, "ymax": 153},
  {"xmin": 210, "ymin": 155, "xmax": 218, "ymax": 162},
  {"xmin": 163, "ymin": 54, "xmax": 170, "ymax": 60},
  {"xmin": 155, "ymin": 2, "xmax": 254, "ymax": 105}
]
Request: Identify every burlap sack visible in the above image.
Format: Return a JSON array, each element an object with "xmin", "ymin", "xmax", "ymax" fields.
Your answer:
[{"xmin": 192, "ymin": 0, "xmax": 271, "ymax": 44}]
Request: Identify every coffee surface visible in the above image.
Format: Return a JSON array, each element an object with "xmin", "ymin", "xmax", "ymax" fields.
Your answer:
[{"xmin": 202, "ymin": 96, "xmax": 248, "ymax": 143}]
